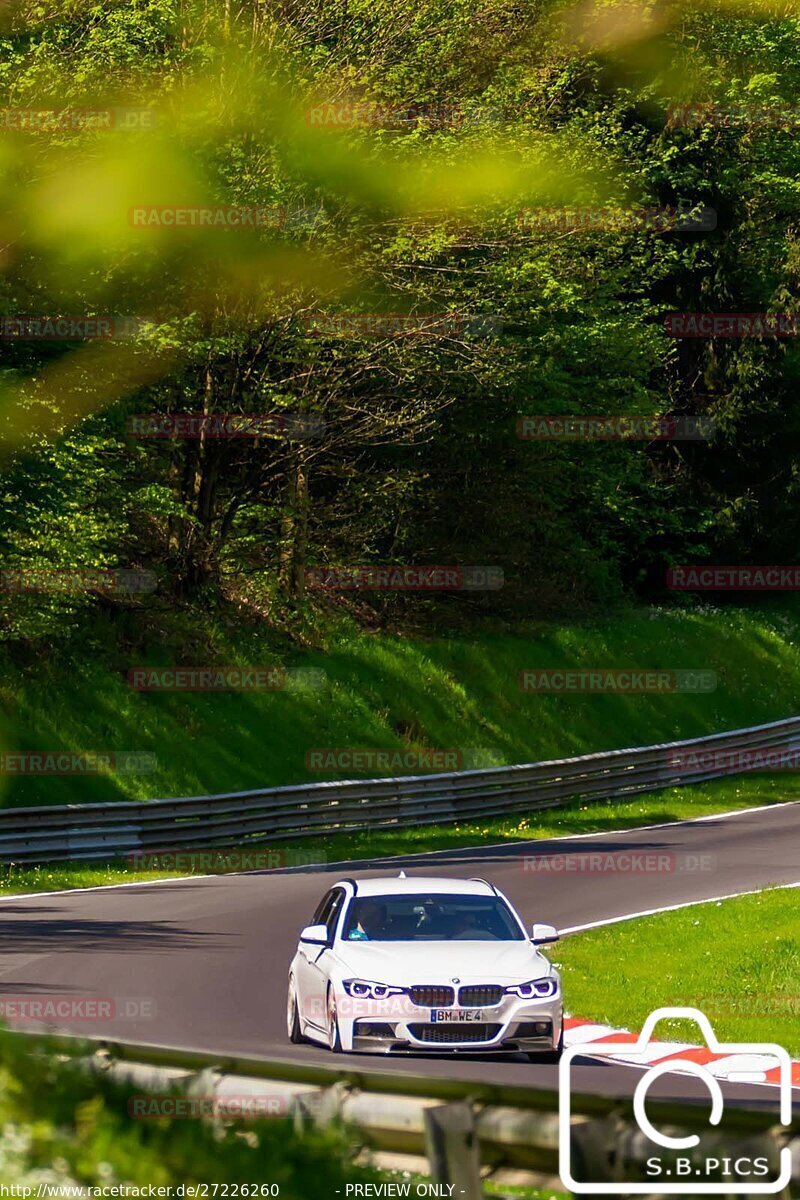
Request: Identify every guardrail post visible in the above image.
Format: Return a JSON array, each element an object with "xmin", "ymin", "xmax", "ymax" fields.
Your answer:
[
  {"xmin": 568, "ymin": 1115, "xmax": 623, "ymax": 1186},
  {"xmin": 423, "ymin": 1102, "xmax": 482, "ymax": 1200}
]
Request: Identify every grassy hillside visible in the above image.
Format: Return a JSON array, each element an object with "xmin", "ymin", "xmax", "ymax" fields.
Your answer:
[{"xmin": 2, "ymin": 602, "xmax": 800, "ymax": 810}]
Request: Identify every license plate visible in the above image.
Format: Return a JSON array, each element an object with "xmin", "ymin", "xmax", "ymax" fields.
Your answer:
[{"xmin": 430, "ymin": 1008, "xmax": 484, "ymax": 1022}]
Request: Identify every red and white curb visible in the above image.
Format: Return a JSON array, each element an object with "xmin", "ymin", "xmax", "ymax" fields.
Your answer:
[{"xmin": 563, "ymin": 1016, "xmax": 800, "ymax": 1088}]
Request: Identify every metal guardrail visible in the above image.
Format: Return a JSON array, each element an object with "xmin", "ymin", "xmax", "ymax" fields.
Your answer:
[
  {"xmin": 1, "ymin": 715, "xmax": 798, "ymax": 863},
  {"xmin": 12, "ymin": 1029, "xmax": 800, "ymax": 1196}
]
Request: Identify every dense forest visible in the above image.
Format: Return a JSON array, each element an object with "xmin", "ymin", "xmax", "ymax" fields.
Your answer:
[{"xmin": 1, "ymin": 0, "xmax": 799, "ymax": 645}]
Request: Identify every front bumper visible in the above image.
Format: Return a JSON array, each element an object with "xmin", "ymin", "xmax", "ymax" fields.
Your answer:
[{"xmin": 341, "ymin": 994, "xmax": 563, "ymax": 1054}]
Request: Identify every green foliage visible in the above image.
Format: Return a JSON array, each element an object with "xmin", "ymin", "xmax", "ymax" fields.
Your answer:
[
  {"xmin": 0, "ymin": 1029, "xmax": 383, "ymax": 1192},
  {"xmin": 1, "ymin": 0, "xmax": 798, "ymax": 640}
]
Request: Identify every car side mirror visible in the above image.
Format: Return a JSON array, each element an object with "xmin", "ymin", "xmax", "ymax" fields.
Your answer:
[
  {"xmin": 532, "ymin": 922, "xmax": 559, "ymax": 944},
  {"xmin": 300, "ymin": 923, "xmax": 329, "ymax": 945}
]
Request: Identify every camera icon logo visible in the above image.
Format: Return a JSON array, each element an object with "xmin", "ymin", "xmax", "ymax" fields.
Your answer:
[{"xmin": 559, "ymin": 1006, "xmax": 792, "ymax": 1194}]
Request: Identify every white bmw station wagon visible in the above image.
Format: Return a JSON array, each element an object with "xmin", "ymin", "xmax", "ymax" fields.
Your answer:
[{"xmin": 287, "ymin": 875, "xmax": 563, "ymax": 1057}]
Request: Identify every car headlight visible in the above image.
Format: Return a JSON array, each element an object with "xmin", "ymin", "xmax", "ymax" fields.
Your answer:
[
  {"xmin": 505, "ymin": 977, "xmax": 559, "ymax": 999},
  {"xmin": 342, "ymin": 979, "xmax": 405, "ymax": 1000}
]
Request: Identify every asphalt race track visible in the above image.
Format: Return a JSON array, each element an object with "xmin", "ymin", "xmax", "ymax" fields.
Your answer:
[{"xmin": 1, "ymin": 802, "xmax": 798, "ymax": 1108}]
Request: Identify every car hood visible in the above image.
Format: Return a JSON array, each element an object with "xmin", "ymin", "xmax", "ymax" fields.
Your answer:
[{"xmin": 334, "ymin": 939, "xmax": 553, "ymax": 984}]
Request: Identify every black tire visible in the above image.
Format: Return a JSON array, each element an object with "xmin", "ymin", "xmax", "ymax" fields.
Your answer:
[
  {"xmin": 527, "ymin": 1024, "xmax": 564, "ymax": 1063},
  {"xmin": 287, "ymin": 979, "xmax": 306, "ymax": 1045},
  {"xmin": 327, "ymin": 986, "xmax": 343, "ymax": 1053},
  {"xmin": 529, "ymin": 1048, "xmax": 563, "ymax": 1063}
]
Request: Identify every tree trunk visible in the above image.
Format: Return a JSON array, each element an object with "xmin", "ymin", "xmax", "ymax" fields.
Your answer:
[
  {"xmin": 291, "ymin": 458, "xmax": 309, "ymax": 598},
  {"xmin": 279, "ymin": 453, "xmax": 310, "ymax": 599},
  {"xmin": 178, "ymin": 360, "xmax": 215, "ymax": 593}
]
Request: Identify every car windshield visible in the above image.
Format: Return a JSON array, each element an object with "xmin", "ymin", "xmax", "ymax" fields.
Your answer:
[{"xmin": 342, "ymin": 893, "xmax": 526, "ymax": 942}]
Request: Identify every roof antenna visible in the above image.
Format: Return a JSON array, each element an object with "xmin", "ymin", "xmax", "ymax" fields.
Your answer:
[{"xmin": 398, "ymin": 870, "xmax": 407, "ymax": 878}]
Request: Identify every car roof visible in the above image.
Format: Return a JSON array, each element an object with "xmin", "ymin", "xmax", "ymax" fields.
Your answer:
[{"xmin": 333, "ymin": 876, "xmax": 497, "ymax": 897}]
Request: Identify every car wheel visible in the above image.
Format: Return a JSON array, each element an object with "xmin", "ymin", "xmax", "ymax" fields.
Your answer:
[
  {"xmin": 287, "ymin": 978, "xmax": 305, "ymax": 1044},
  {"xmin": 531, "ymin": 1048, "xmax": 563, "ymax": 1063},
  {"xmin": 528, "ymin": 1024, "xmax": 564, "ymax": 1063},
  {"xmin": 327, "ymin": 985, "xmax": 343, "ymax": 1053}
]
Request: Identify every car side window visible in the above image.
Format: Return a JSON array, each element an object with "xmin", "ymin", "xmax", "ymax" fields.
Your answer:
[
  {"xmin": 311, "ymin": 888, "xmax": 345, "ymax": 940},
  {"xmin": 312, "ymin": 889, "xmax": 336, "ymax": 926},
  {"xmin": 324, "ymin": 888, "xmax": 345, "ymax": 939}
]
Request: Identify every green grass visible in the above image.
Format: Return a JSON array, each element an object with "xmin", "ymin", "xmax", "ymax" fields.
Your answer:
[
  {"xmin": 556, "ymin": 887, "xmax": 800, "ymax": 1055},
  {"xmin": 2, "ymin": 600, "xmax": 800, "ymax": 810},
  {"xmin": 0, "ymin": 771, "xmax": 794, "ymax": 894},
  {"xmin": 2, "ymin": 601, "xmax": 799, "ymax": 895}
]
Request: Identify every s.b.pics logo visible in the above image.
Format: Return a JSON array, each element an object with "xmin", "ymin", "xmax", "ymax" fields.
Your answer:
[{"xmin": 559, "ymin": 1007, "xmax": 792, "ymax": 1194}]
